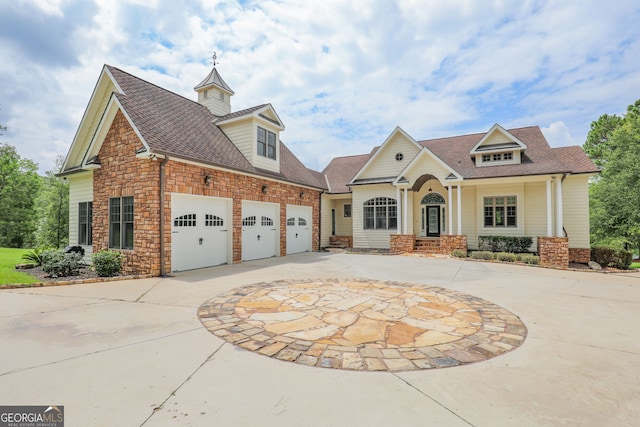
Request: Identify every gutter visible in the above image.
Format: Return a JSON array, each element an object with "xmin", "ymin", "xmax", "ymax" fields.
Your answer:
[{"xmin": 159, "ymin": 155, "xmax": 169, "ymax": 276}]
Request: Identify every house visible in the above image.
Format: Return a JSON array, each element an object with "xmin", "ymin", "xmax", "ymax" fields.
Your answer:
[
  {"xmin": 60, "ymin": 62, "xmax": 599, "ymax": 275},
  {"xmin": 320, "ymin": 125, "xmax": 599, "ymax": 267},
  {"xmin": 60, "ymin": 63, "xmax": 326, "ymax": 275}
]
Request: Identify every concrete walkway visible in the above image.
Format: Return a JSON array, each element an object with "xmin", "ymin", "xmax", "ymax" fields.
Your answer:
[{"xmin": 0, "ymin": 252, "xmax": 639, "ymax": 426}]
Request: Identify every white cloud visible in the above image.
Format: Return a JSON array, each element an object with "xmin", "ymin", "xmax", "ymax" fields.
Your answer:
[{"xmin": 1, "ymin": 0, "xmax": 639, "ymax": 173}]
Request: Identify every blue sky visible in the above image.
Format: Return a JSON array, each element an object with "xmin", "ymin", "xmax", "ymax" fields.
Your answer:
[{"xmin": 1, "ymin": 0, "xmax": 639, "ymax": 174}]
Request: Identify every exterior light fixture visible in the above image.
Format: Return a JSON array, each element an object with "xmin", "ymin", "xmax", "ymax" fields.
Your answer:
[
  {"xmin": 149, "ymin": 154, "xmax": 158, "ymax": 161},
  {"xmin": 299, "ymin": 191, "xmax": 305, "ymax": 198},
  {"xmin": 428, "ymin": 179, "xmax": 433, "ymax": 194},
  {"xmin": 262, "ymin": 185, "xmax": 268, "ymax": 194},
  {"xmin": 204, "ymin": 175, "xmax": 212, "ymax": 185}
]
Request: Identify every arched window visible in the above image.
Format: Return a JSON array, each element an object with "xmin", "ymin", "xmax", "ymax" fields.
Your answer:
[
  {"xmin": 363, "ymin": 197, "xmax": 397, "ymax": 230},
  {"xmin": 421, "ymin": 193, "xmax": 445, "ymax": 204}
]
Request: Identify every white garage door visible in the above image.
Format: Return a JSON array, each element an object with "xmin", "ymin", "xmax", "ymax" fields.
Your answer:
[
  {"xmin": 242, "ymin": 201, "xmax": 279, "ymax": 261},
  {"xmin": 171, "ymin": 194, "xmax": 231, "ymax": 272},
  {"xmin": 286, "ymin": 205, "xmax": 312, "ymax": 254}
]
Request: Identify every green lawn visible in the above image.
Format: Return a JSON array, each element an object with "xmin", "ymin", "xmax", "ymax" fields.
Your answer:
[
  {"xmin": 631, "ymin": 262, "xmax": 640, "ymax": 269},
  {"xmin": 0, "ymin": 248, "xmax": 39, "ymax": 285}
]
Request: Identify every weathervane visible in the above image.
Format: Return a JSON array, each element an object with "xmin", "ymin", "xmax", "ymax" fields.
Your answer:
[{"xmin": 212, "ymin": 52, "xmax": 218, "ymax": 68}]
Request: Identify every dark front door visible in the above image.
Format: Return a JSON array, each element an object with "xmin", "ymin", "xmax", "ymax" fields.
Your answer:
[{"xmin": 426, "ymin": 206, "xmax": 440, "ymax": 237}]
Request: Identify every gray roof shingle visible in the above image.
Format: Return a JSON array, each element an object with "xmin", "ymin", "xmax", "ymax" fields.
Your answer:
[{"xmin": 106, "ymin": 66, "xmax": 326, "ymax": 189}]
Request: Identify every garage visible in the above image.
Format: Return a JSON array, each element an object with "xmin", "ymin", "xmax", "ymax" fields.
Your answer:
[
  {"xmin": 286, "ymin": 205, "xmax": 312, "ymax": 254},
  {"xmin": 242, "ymin": 201, "xmax": 279, "ymax": 261},
  {"xmin": 171, "ymin": 194, "xmax": 231, "ymax": 272}
]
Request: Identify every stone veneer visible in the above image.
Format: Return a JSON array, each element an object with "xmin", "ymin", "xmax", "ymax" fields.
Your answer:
[
  {"xmin": 390, "ymin": 234, "xmax": 416, "ymax": 254},
  {"xmin": 329, "ymin": 235, "xmax": 353, "ymax": 248},
  {"xmin": 569, "ymin": 248, "xmax": 591, "ymax": 264},
  {"xmin": 537, "ymin": 237, "xmax": 569, "ymax": 268},
  {"xmin": 92, "ymin": 111, "xmax": 321, "ymax": 276},
  {"xmin": 440, "ymin": 235, "xmax": 467, "ymax": 255}
]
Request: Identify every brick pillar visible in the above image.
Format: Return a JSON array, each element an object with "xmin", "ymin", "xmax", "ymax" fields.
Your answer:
[
  {"xmin": 537, "ymin": 237, "xmax": 569, "ymax": 268},
  {"xmin": 569, "ymin": 248, "xmax": 591, "ymax": 264},
  {"xmin": 441, "ymin": 235, "xmax": 467, "ymax": 255},
  {"xmin": 390, "ymin": 234, "xmax": 415, "ymax": 254}
]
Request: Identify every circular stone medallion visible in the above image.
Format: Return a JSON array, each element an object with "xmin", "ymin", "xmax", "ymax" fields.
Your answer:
[{"xmin": 198, "ymin": 279, "xmax": 527, "ymax": 372}]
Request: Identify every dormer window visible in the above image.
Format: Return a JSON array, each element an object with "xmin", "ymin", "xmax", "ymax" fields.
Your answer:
[
  {"xmin": 493, "ymin": 153, "xmax": 502, "ymax": 161},
  {"xmin": 257, "ymin": 126, "xmax": 277, "ymax": 160},
  {"xmin": 503, "ymin": 152, "xmax": 513, "ymax": 160}
]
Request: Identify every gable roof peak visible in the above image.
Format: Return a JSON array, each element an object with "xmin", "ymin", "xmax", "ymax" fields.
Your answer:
[{"xmin": 194, "ymin": 65, "xmax": 235, "ymax": 95}]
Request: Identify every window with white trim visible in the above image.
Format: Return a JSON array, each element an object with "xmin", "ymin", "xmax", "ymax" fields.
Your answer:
[
  {"xmin": 344, "ymin": 204, "xmax": 352, "ymax": 218},
  {"xmin": 363, "ymin": 197, "xmax": 397, "ymax": 230},
  {"xmin": 78, "ymin": 202, "xmax": 92, "ymax": 245},
  {"xmin": 257, "ymin": 126, "xmax": 277, "ymax": 160},
  {"xmin": 109, "ymin": 196, "xmax": 134, "ymax": 249},
  {"xmin": 483, "ymin": 196, "xmax": 517, "ymax": 227}
]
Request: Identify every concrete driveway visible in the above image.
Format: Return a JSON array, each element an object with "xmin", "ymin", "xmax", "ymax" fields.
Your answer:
[{"xmin": 1, "ymin": 252, "xmax": 639, "ymax": 426}]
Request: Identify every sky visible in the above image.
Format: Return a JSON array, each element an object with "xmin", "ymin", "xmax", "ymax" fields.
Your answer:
[{"xmin": 1, "ymin": 0, "xmax": 639, "ymax": 175}]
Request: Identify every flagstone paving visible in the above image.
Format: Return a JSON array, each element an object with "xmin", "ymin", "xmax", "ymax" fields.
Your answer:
[{"xmin": 198, "ymin": 279, "xmax": 527, "ymax": 372}]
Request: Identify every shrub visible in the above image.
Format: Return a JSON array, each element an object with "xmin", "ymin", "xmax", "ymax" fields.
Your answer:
[
  {"xmin": 21, "ymin": 248, "xmax": 46, "ymax": 266},
  {"xmin": 478, "ymin": 236, "xmax": 533, "ymax": 253},
  {"xmin": 517, "ymin": 254, "xmax": 540, "ymax": 265},
  {"xmin": 591, "ymin": 246, "xmax": 632, "ymax": 270},
  {"xmin": 471, "ymin": 251, "xmax": 495, "ymax": 260},
  {"xmin": 450, "ymin": 249, "xmax": 467, "ymax": 258},
  {"xmin": 496, "ymin": 252, "xmax": 516, "ymax": 262},
  {"xmin": 92, "ymin": 250, "xmax": 125, "ymax": 277},
  {"xmin": 41, "ymin": 249, "xmax": 85, "ymax": 277}
]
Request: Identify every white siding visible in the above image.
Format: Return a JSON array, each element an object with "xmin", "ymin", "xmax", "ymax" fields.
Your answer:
[
  {"xmin": 460, "ymin": 186, "xmax": 477, "ymax": 247},
  {"xmin": 352, "ymin": 185, "xmax": 398, "ymax": 249},
  {"xmin": 252, "ymin": 121, "xmax": 280, "ymax": 173},
  {"xmin": 335, "ymin": 200, "xmax": 353, "ymax": 236},
  {"xmin": 523, "ymin": 181, "xmax": 548, "ymax": 246},
  {"xmin": 320, "ymin": 194, "xmax": 334, "ymax": 247},
  {"xmin": 68, "ymin": 172, "xmax": 94, "ymax": 257},
  {"xmin": 359, "ymin": 133, "xmax": 420, "ymax": 179},
  {"xmin": 219, "ymin": 119, "xmax": 253, "ymax": 163},
  {"xmin": 562, "ymin": 175, "xmax": 590, "ymax": 248},
  {"xmin": 482, "ymin": 132, "xmax": 512, "ymax": 146}
]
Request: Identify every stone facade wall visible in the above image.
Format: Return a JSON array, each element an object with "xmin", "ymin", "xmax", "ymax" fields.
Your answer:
[
  {"xmin": 569, "ymin": 248, "xmax": 591, "ymax": 264},
  {"xmin": 93, "ymin": 111, "xmax": 321, "ymax": 276},
  {"xmin": 537, "ymin": 237, "xmax": 569, "ymax": 268},
  {"xmin": 441, "ymin": 235, "xmax": 467, "ymax": 255},
  {"xmin": 390, "ymin": 234, "xmax": 415, "ymax": 254},
  {"xmin": 329, "ymin": 236, "xmax": 353, "ymax": 247}
]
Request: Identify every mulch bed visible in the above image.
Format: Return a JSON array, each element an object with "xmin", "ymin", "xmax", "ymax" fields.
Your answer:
[{"xmin": 23, "ymin": 265, "xmax": 101, "ymax": 283}]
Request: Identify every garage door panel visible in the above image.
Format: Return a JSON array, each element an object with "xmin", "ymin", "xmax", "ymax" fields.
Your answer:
[
  {"xmin": 286, "ymin": 205, "xmax": 312, "ymax": 255},
  {"xmin": 242, "ymin": 201, "xmax": 279, "ymax": 261},
  {"xmin": 171, "ymin": 194, "xmax": 230, "ymax": 271}
]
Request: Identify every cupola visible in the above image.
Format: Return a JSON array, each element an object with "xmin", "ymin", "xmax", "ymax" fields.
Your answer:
[{"xmin": 194, "ymin": 53, "xmax": 234, "ymax": 116}]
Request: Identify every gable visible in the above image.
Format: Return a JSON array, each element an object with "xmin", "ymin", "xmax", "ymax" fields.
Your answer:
[{"xmin": 352, "ymin": 127, "xmax": 421, "ymax": 182}]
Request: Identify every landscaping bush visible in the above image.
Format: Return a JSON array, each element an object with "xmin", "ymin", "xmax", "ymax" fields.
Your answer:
[
  {"xmin": 92, "ymin": 250, "xmax": 125, "ymax": 277},
  {"xmin": 450, "ymin": 249, "xmax": 467, "ymax": 258},
  {"xmin": 21, "ymin": 248, "xmax": 46, "ymax": 266},
  {"xmin": 41, "ymin": 249, "xmax": 85, "ymax": 277},
  {"xmin": 591, "ymin": 246, "xmax": 632, "ymax": 270},
  {"xmin": 517, "ymin": 254, "xmax": 540, "ymax": 265},
  {"xmin": 478, "ymin": 236, "xmax": 533, "ymax": 253},
  {"xmin": 470, "ymin": 251, "xmax": 495, "ymax": 260},
  {"xmin": 496, "ymin": 252, "xmax": 516, "ymax": 262}
]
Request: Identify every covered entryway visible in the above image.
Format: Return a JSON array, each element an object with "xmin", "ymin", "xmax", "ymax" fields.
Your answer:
[
  {"xmin": 242, "ymin": 201, "xmax": 279, "ymax": 261},
  {"xmin": 171, "ymin": 194, "xmax": 231, "ymax": 272},
  {"xmin": 286, "ymin": 205, "xmax": 312, "ymax": 254},
  {"xmin": 420, "ymin": 192, "xmax": 445, "ymax": 237}
]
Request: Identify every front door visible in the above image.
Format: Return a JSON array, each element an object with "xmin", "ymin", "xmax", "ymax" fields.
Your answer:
[{"xmin": 422, "ymin": 206, "xmax": 441, "ymax": 237}]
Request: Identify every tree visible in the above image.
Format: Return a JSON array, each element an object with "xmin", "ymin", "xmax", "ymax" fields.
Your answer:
[
  {"xmin": 0, "ymin": 143, "xmax": 41, "ymax": 247},
  {"xmin": 587, "ymin": 100, "xmax": 640, "ymax": 253},
  {"xmin": 34, "ymin": 156, "xmax": 69, "ymax": 248}
]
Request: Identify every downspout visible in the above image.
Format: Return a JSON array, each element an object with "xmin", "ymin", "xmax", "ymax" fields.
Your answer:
[{"xmin": 159, "ymin": 155, "xmax": 169, "ymax": 276}]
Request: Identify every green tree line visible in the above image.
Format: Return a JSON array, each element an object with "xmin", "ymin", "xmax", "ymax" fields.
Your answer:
[
  {"xmin": 0, "ymin": 121, "xmax": 69, "ymax": 249},
  {"xmin": 584, "ymin": 99, "xmax": 640, "ymax": 254}
]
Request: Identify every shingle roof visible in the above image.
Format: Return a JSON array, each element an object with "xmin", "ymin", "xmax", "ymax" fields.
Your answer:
[
  {"xmin": 322, "ymin": 153, "xmax": 371, "ymax": 193},
  {"xmin": 214, "ymin": 104, "xmax": 267, "ymax": 122},
  {"xmin": 420, "ymin": 126, "xmax": 597, "ymax": 179},
  {"xmin": 106, "ymin": 66, "xmax": 325, "ymax": 189},
  {"xmin": 552, "ymin": 146, "xmax": 600, "ymax": 174},
  {"xmin": 193, "ymin": 67, "xmax": 235, "ymax": 94}
]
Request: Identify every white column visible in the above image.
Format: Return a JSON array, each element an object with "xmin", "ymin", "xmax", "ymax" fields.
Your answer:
[
  {"xmin": 448, "ymin": 186, "xmax": 453, "ymax": 235},
  {"xmin": 396, "ymin": 187, "xmax": 402, "ymax": 234},
  {"xmin": 546, "ymin": 180, "xmax": 553, "ymax": 237},
  {"xmin": 403, "ymin": 188, "xmax": 408, "ymax": 234},
  {"xmin": 457, "ymin": 185, "xmax": 462, "ymax": 235},
  {"xmin": 555, "ymin": 179, "xmax": 564, "ymax": 237}
]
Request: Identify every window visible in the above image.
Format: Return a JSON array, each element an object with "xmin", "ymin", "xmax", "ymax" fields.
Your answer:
[
  {"xmin": 205, "ymin": 214, "xmax": 224, "ymax": 227},
  {"xmin": 242, "ymin": 216, "xmax": 256, "ymax": 226},
  {"xmin": 78, "ymin": 202, "xmax": 92, "ymax": 245},
  {"xmin": 109, "ymin": 196, "xmax": 134, "ymax": 249},
  {"xmin": 261, "ymin": 216, "xmax": 273, "ymax": 226},
  {"xmin": 174, "ymin": 214, "xmax": 196, "ymax": 227},
  {"xmin": 298, "ymin": 218, "xmax": 307, "ymax": 226},
  {"xmin": 219, "ymin": 91, "xmax": 225, "ymax": 101},
  {"xmin": 203, "ymin": 90, "xmax": 208, "ymax": 99},
  {"xmin": 287, "ymin": 217, "xmax": 295, "ymax": 226},
  {"xmin": 363, "ymin": 197, "xmax": 397, "ymax": 230},
  {"xmin": 484, "ymin": 196, "xmax": 517, "ymax": 227},
  {"xmin": 344, "ymin": 204, "xmax": 352, "ymax": 218},
  {"xmin": 493, "ymin": 153, "xmax": 502, "ymax": 161},
  {"xmin": 257, "ymin": 126, "xmax": 277, "ymax": 160},
  {"xmin": 503, "ymin": 152, "xmax": 513, "ymax": 160},
  {"xmin": 482, "ymin": 154, "xmax": 491, "ymax": 162}
]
